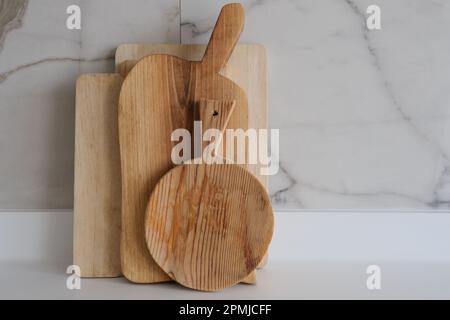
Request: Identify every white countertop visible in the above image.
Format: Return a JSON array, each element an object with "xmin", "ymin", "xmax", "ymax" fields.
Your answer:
[
  {"xmin": 1, "ymin": 211, "xmax": 450, "ymax": 299},
  {"xmin": 2, "ymin": 260, "xmax": 450, "ymax": 299}
]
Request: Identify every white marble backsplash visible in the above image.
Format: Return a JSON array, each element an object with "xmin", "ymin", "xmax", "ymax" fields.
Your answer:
[
  {"xmin": 182, "ymin": 0, "xmax": 450, "ymax": 210},
  {"xmin": 0, "ymin": 0, "xmax": 179, "ymax": 208},
  {"xmin": 0, "ymin": 0, "xmax": 449, "ymax": 210}
]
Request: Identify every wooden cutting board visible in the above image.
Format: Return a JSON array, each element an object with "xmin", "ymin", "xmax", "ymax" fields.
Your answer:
[
  {"xmin": 73, "ymin": 74, "xmax": 123, "ymax": 277},
  {"xmin": 118, "ymin": 3, "xmax": 253, "ymax": 283},
  {"xmin": 145, "ymin": 163, "xmax": 273, "ymax": 291}
]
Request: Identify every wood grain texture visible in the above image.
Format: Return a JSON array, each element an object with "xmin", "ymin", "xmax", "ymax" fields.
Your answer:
[
  {"xmin": 186, "ymin": 99, "xmax": 257, "ymax": 285},
  {"xmin": 118, "ymin": 3, "xmax": 251, "ymax": 283},
  {"xmin": 198, "ymin": 99, "xmax": 235, "ymax": 160},
  {"xmin": 74, "ymin": 74, "xmax": 123, "ymax": 277},
  {"xmin": 145, "ymin": 164, "xmax": 273, "ymax": 291},
  {"xmin": 198, "ymin": 99, "xmax": 235, "ymax": 136}
]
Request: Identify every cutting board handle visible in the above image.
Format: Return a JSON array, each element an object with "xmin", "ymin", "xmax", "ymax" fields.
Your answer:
[{"xmin": 201, "ymin": 3, "xmax": 245, "ymax": 73}]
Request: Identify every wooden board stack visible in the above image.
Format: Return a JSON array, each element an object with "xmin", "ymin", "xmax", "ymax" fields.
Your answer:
[{"xmin": 73, "ymin": 3, "xmax": 273, "ymax": 291}]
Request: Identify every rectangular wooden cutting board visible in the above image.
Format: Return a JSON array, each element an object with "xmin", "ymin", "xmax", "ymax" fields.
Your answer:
[{"xmin": 73, "ymin": 74, "xmax": 123, "ymax": 277}]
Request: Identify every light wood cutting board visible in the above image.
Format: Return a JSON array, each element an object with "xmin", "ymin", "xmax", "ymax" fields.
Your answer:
[
  {"xmin": 145, "ymin": 163, "xmax": 273, "ymax": 291},
  {"xmin": 73, "ymin": 74, "xmax": 123, "ymax": 277}
]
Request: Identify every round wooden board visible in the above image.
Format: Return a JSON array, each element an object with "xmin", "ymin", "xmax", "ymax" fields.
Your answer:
[{"xmin": 145, "ymin": 164, "xmax": 273, "ymax": 291}]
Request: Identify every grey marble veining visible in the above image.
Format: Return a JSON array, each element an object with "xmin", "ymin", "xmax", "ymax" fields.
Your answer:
[
  {"xmin": 0, "ymin": 0, "xmax": 179, "ymax": 208},
  {"xmin": 0, "ymin": 0, "xmax": 27, "ymax": 52},
  {"xmin": 181, "ymin": 0, "xmax": 450, "ymax": 210},
  {"xmin": 0, "ymin": 0, "xmax": 449, "ymax": 211}
]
